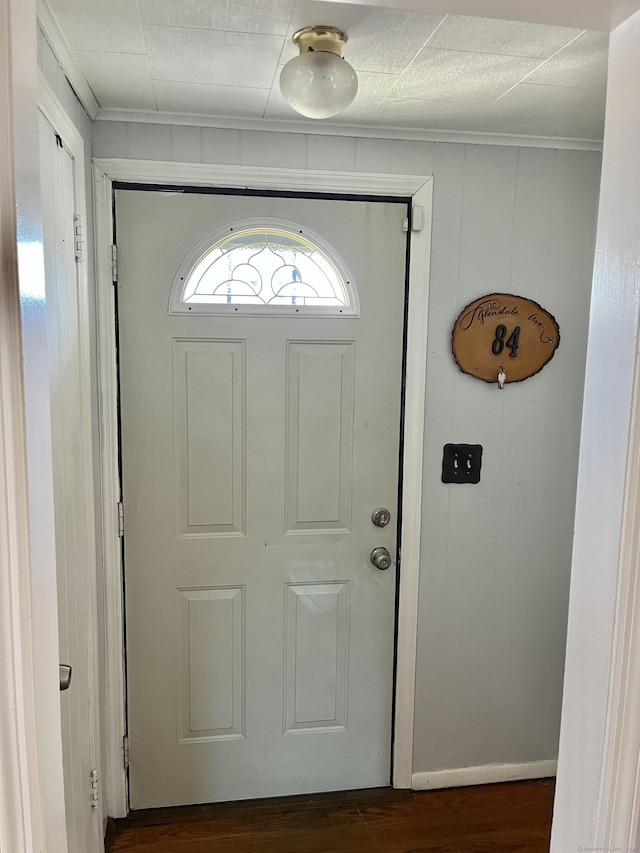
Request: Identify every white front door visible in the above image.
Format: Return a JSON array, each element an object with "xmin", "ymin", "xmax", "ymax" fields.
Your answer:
[{"xmin": 116, "ymin": 189, "xmax": 408, "ymax": 809}]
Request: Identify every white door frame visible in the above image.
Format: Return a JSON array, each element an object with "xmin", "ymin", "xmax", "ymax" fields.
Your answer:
[
  {"xmin": 0, "ymin": 2, "xmax": 46, "ymax": 847},
  {"xmin": 93, "ymin": 158, "xmax": 432, "ymax": 815},
  {"xmin": 38, "ymin": 72, "xmax": 103, "ymax": 849}
]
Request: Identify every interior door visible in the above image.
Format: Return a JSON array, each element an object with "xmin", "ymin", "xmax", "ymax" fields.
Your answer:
[
  {"xmin": 116, "ymin": 189, "xmax": 408, "ymax": 808},
  {"xmin": 39, "ymin": 112, "xmax": 101, "ymax": 850}
]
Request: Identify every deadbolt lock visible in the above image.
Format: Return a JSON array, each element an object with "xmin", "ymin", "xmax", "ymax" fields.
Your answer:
[{"xmin": 371, "ymin": 507, "xmax": 391, "ymax": 528}]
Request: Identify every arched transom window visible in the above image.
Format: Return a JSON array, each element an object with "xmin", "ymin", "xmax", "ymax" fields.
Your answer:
[{"xmin": 170, "ymin": 219, "xmax": 358, "ymax": 317}]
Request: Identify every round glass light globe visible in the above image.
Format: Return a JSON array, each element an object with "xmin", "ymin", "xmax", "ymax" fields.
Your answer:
[{"xmin": 279, "ymin": 52, "xmax": 358, "ymax": 120}]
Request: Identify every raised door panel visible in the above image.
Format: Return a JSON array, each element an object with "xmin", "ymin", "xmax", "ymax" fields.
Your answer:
[
  {"xmin": 285, "ymin": 341, "xmax": 355, "ymax": 533},
  {"xmin": 173, "ymin": 339, "xmax": 245, "ymax": 537},
  {"xmin": 284, "ymin": 582, "xmax": 350, "ymax": 733},
  {"xmin": 178, "ymin": 586, "xmax": 245, "ymax": 741}
]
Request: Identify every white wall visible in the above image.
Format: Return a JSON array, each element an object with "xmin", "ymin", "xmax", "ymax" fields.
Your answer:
[
  {"xmin": 413, "ymin": 142, "xmax": 600, "ymax": 779},
  {"xmin": 552, "ymin": 9, "xmax": 640, "ymax": 850},
  {"xmin": 93, "ymin": 120, "xmax": 442, "ymax": 174},
  {"xmin": 93, "ymin": 119, "xmax": 601, "ymax": 781}
]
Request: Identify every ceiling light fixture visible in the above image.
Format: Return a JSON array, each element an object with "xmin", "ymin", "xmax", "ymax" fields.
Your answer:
[{"xmin": 279, "ymin": 26, "xmax": 358, "ymax": 120}]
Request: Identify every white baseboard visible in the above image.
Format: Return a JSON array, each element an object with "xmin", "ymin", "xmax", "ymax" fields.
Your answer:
[{"xmin": 412, "ymin": 759, "xmax": 557, "ymax": 791}]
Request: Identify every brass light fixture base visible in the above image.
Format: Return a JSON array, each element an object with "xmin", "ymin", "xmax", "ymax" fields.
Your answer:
[{"xmin": 292, "ymin": 25, "xmax": 349, "ymax": 56}]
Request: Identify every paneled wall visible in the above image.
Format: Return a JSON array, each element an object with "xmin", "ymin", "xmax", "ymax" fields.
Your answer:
[
  {"xmin": 93, "ymin": 121, "xmax": 435, "ymax": 174},
  {"xmin": 93, "ymin": 119, "xmax": 601, "ymax": 779},
  {"xmin": 414, "ymin": 142, "xmax": 599, "ymax": 778}
]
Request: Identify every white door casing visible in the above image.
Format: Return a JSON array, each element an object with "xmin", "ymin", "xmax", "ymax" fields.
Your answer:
[
  {"xmin": 117, "ymin": 189, "xmax": 408, "ymax": 807},
  {"xmin": 0, "ymin": 1, "xmax": 47, "ymax": 846},
  {"xmin": 93, "ymin": 160, "xmax": 432, "ymax": 815},
  {"xmin": 38, "ymin": 77, "xmax": 102, "ymax": 851}
]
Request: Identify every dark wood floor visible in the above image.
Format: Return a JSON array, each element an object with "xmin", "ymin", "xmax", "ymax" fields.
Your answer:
[{"xmin": 107, "ymin": 778, "xmax": 554, "ymax": 852}]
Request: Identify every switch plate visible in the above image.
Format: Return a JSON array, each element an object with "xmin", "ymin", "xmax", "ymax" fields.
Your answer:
[{"xmin": 442, "ymin": 444, "xmax": 483, "ymax": 484}]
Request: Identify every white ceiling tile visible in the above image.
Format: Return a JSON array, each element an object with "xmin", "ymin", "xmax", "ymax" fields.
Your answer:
[
  {"xmin": 72, "ymin": 51, "xmax": 156, "ymax": 109},
  {"xmin": 426, "ymin": 15, "xmax": 582, "ymax": 59},
  {"xmin": 47, "ymin": 0, "xmax": 609, "ymax": 139},
  {"xmin": 48, "ymin": 0, "xmax": 146, "ymax": 53},
  {"xmin": 367, "ymin": 97, "xmax": 486, "ymax": 130},
  {"xmin": 144, "ymin": 25, "xmax": 282, "ymax": 88},
  {"xmin": 474, "ymin": 82, "xmax": 605, "ymax": 138},
  {"xmin": 330, "ymin": 70, "xmax": 398, "ymax": 117},
  {"xmin": 524, "ymin": 31, "xmax": 608, "ymax": 90},
  {"xmin": 137, "ymin": 0, "xmax": 295, "ymax": 35},
  {"xmin": 389, "ymin": 48, "xmax": 540, "ymax": 104},
  {"xmin": 280, "ymin": 2, "xmax": 445, "ymax": 73},
  {"xmin": 353, "ymin": 70, "xmax": 399, "ymax": 99},
  {"xmin": 154, "ymin": 80, "xmax": 270, "ymax": 117}
]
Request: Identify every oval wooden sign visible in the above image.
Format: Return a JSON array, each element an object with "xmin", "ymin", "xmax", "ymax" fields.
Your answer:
[{"xmin": 452, "ymin": 293, "xmax": 560, "ymax": 384}]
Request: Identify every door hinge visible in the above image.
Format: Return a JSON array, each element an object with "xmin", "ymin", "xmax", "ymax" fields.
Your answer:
[
  {"xmin": 74, "ymin": 214, "xmax": 84, "ymax": 262},
  {"xmin": 111, "ymin": 244, "xmax": 118, "ymax": 282},
  {"xmin": 123, "ymin": 735, "xmax": 130, "ymax": 770},
  {"xmin": 118, "ymin": 501, "xmax": 124, "ymax": 537},
  {"xmin": 90, "ymin": 768, "xmax": 99, "ymax": 809},
  {"xmin": 402, "ymin": 217, "xmax": 409, "ymax": 232},
  {"xmin": 411, "ymin": 206, "xmax": 424, "ymax": 232}
]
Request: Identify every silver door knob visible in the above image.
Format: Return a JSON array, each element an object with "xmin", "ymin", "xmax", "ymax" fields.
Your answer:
[
  {"xmin": 370, "ymin": 547, "xmax": 392, "ymax": 571},
  {"xmin": 371, "ymin": 507, "xmax": 391, "ymax": 528},
  {"xmin": 59, "ymin": 664, "xmax": 72, "ymax": 692}
]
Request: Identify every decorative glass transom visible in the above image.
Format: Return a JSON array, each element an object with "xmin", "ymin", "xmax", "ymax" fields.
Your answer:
[{"xmin": 171, "ymin": 219, "xmax": 358, "ymax": 317}]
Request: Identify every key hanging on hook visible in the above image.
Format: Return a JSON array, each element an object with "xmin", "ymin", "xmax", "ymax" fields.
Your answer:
[{"xmin": 497, "ymin": 366, "xmax": 506, "ymax": 390}]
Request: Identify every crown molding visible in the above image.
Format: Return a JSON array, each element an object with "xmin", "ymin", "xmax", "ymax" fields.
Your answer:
[
  {"xmin": 95, "ymin": 107, "xmax": 603, "ymax": 152},
  {"xmin": 37, "ymin": 0, "xmax": 99, "ymax": 120}
]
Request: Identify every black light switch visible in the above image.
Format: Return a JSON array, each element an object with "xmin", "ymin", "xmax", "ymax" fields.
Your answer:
[{"xmin": 442, "ymin": 444, "xmax": 483, "ymax": 484}]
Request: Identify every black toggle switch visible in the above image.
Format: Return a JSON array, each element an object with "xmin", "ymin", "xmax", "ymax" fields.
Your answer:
[{"xmin": 441, "ymin": 444, "xmax": 483, "ymax": 484}]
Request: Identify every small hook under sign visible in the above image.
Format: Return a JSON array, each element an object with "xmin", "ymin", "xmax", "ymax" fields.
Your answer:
[{"xmin": 497, "ymin": 367, "xmax": 506, "ymax": 390}]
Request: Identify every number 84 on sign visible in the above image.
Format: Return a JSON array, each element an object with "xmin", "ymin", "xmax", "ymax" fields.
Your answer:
[{"xmin": 451, "ymin": 292, "xmax": 560, "ymax": 385}]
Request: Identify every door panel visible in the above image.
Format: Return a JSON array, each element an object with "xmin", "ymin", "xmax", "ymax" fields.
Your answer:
[
  {"xmin": 173, "ymin": 338, "xmax": 245, "ymax": 536},
  {"xmin": 178, "ymin": 586, "xmax": 245, "ymax": 741},
  {"xmin": 286, "ymin": 341, "xmax": 355, "ymax": 532},
  {"xmin": 284, "ymin": 581, "xmax": 350, "ymax": 732},
  {"xmin": 116, "ymin": 190, "xmax": 407, "ymax": 808}
]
